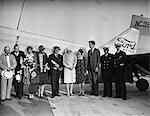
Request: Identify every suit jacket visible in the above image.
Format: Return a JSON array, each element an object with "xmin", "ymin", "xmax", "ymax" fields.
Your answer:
[
  {"xmin": 0, "ymin": 53, "xmax": 17, "ymax": 74},
  {"xmin": 48, "ymin": 53, "xmax": 63, "ymax": 71},
  {"xmin": 11, "ymin": 51, "xmax": 25, "ymax": 72},
  {"xmin": 87, "ymin": 48, "xmax": 101, "ymax": 70}
]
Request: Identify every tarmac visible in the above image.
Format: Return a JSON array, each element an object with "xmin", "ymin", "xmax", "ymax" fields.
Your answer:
[{"xmin": 0, "ymin": 82, "xmax": 150, "ymax": 116}]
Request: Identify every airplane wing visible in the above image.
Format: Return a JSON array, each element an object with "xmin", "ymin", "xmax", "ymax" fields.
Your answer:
[{"xmin": 0, "ymin": 25, "xmax": 86, "ymax": 54}]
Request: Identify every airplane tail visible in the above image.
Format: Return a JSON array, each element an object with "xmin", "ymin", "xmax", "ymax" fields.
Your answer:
[{"xmin": 99, "ymin": 27, "xmax": 140, "ymax": 55}]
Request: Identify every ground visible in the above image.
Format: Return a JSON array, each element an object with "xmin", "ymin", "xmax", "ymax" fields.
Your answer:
[{"xmin": 0, "ymin": 82, "xmax": 150, "ymax": 116}]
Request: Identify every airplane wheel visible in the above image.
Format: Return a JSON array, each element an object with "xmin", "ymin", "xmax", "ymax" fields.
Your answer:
[{"xmin": 136, "ymin": 78, "xmax": 149, "ymax": 91}]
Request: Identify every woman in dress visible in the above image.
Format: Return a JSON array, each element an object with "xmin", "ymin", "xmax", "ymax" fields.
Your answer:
[
  {"xmin": 63, "ymin": 48, "xmax": 77, "ymax": 96},
  {"xmin": 36, "ymin": 45, "xmax": 49, "ymax": 98},
  {"xmin": 76, "ymin": 49, "xmax": 87, "ymax": 96},
  {"xmin": 23, "ymin": 46, "xmax": 39, "ymax": 98}
]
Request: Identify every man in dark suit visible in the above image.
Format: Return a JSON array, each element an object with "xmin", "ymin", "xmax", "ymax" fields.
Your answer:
[
  {"xmin": 11, "ymin": 44, "xmax": 25, "ymax": 99},
  {"xmin": 48, "ymin": 46, "xmax": 63, "ymax": 98},
  {"xmin": 113, "ymin": 43, "xmax": 127, "ymax": 100},
  {"xmin": 87, "ymin": 40, "xmax": 101, "ymax": 96},
  {"xmin": 101, "ymin": 47, "xmax": 113, "ymax": 97}
]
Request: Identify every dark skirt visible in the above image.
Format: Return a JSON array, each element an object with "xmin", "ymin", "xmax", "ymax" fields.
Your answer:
[
  {"xmin": 39, "ymin": 72, "xmax": 48, "ymax": 85},
  {"xmin": 29, "ymin": 83, "xmax": 39, "ymax": 94}
]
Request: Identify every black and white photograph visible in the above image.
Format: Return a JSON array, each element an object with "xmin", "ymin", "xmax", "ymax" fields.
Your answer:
[{"xmin": 0, "ymin": 0, "xmax": 150, "ymax": 116}]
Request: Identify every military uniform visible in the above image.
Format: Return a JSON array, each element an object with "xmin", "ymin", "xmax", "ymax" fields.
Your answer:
[
  {"xmin": 101, "ymin": 53, "xmax": 113, "ymax": 97},
  {"xmin": 114, "ymin": 50, "xmax": 127, "ymax": 100}
]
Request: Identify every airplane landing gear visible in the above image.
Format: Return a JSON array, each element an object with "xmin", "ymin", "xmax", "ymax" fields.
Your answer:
[{"xmin": 136, "ymin": 78, "xmax": 149, "ymax": 91}]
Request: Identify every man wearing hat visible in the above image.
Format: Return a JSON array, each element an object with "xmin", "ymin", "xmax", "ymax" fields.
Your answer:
[
  {"xmin": 0, "ymin": 46, "xmax": 17, "ymax": 102},
  {"xmin": 101, "ymin": 47, "xmax": 113, "ymax": 97},
  {"xmin": 114, "ymin": 43, "xmax": 127, "ymax": 100},
  {"xmin": 48, "ymin": 46, "xmax": 63, "ymax": 98}
]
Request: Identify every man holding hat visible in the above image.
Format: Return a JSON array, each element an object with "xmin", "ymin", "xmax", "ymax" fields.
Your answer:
[
  {"xmin": 48, "ymin": 46, "xmax": 63, "ymax": 98},
  {"xmin": 114, "ymin": 43, "xmax": 127, "ymax": 100},
  {"xmin": 0, "ymin": 46, "xmax": 17, "ymax": 102},
  {"xmin": 101, "ymin": 46, "xmax": 113, "ymax": 97}
]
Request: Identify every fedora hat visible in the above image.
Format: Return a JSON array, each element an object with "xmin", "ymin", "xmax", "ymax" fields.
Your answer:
[
  {"xmin": 1, "ymin": 70, "xmax": 14, "ymax": 79},
  {"xmin": 39, "ymin": 45, "xmax": 45, "ymax": 51},
  {"xmin": 53, "ymin": 46, "xmax": 61, "ymax": 50}
]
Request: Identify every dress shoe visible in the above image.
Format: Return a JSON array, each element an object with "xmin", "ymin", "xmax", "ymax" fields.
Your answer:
[
  {"xmin": 123, "ymin": 98, "xmax": 127, "ymax": 100},
  {"xmin": 102, "ymin": 95, "xmax": 107, "ymax": 97},
  {"xmin": 51, "ymin": 96, "xmax": 55, "ymax": 98},
  {"xmin": 56, "ymin": 94, "xmax": 60, "ymax": 97},
  {"xmin": 90, "ymin": 92, "xmax": 94, "ymax": 95},
  {"xmin": 114, "ymin": 96, "xmax": 121, "ymax": 98},
  {"xmin": 1, "ymin": 99, "xmax": 5, "ymax": 102}
]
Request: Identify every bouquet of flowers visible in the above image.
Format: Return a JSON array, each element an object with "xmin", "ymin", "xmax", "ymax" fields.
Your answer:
[{"xmin": 23, "ymin": 56, "xmax": 36, "ymax": 68}]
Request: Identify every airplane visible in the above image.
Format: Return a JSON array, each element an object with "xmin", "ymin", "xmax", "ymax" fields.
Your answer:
[
  {"xmin": 0, "ymin": 14, "xmax": 150, "ymax": 91},
  {"xmin": 99, "ymin": 14, "xmax": 150, "ymax": 91}
]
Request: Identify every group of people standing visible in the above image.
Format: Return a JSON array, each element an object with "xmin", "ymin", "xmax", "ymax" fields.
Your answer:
[
  {"xmin": 101, "ymin": 43, "xmax": 127, "ymax": 100},
  {"xmin": 0, "ymin": 40, "xmax": 127, "ymax": 103}
]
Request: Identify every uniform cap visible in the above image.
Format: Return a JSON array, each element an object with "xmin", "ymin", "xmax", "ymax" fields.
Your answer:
[
  {"xmin": 103, "ymin": 46, "xmax": 109, "ymax": 50},
  {"xmin": 115, "ymin": 43, "xmax": 121, "ymax": 48}
]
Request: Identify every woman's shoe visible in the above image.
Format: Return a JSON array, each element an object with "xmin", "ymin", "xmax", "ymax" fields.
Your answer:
[
  {"xmin": 38, "ymin": 94, "xmax": 41, "ymax": 97},
  {"xmin": 79, "ymin": 93, "xmax": 82, "ymax": 96},
  {"xmin": 82, "ymin": 93, "xmax": 85, "ymax": 96},
  {"xmin": 41, "ymin": 93, "xmax": 44, "ymax": 97},
  {"xmin": 67, "ymin": 93, "xmax": 70, "ymax": 97},
  {"xmin": 32, "ymin": 94, "xmax": 34, "ymax": 98}
]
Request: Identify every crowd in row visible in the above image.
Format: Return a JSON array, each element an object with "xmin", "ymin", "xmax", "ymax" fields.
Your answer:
[{"xmin": 0, "ymin": 40, "xmax": 127, "ymax": 103}]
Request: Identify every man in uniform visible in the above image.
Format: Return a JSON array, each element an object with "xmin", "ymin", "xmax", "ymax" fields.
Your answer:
[
  {"xmin": 101, "ymin": 47, "xmax": 113, "ymax": 97},
  {"xmin": 114, "ymin": 43, "xmax": 127, "ymax": 100}
]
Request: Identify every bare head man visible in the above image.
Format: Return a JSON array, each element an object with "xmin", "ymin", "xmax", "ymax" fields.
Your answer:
[
  {"xmin": 89, "ymin": 40, "xmax": 95, "ymax": 49},
  {"xmin": 4, "ymin": 46, "xmax": 10, "ymax": 55},
  {"xmin": 14, "ymin": 44, "xmax": 20, "ymax": 53}
]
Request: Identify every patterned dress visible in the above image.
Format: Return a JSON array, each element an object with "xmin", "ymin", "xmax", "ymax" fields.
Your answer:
[{"xmin": 76, "ymin": 58, "xmax": 87, "ymax": 83}]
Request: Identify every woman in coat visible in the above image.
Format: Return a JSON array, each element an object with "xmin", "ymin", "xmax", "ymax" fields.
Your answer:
[
  {"xmin": 36, "ymin": 45, "xmax": 49, "ymax": 98},
  {"xmin": 63, "ymin": 48, "xmax": 77, "ymax": 96}
]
